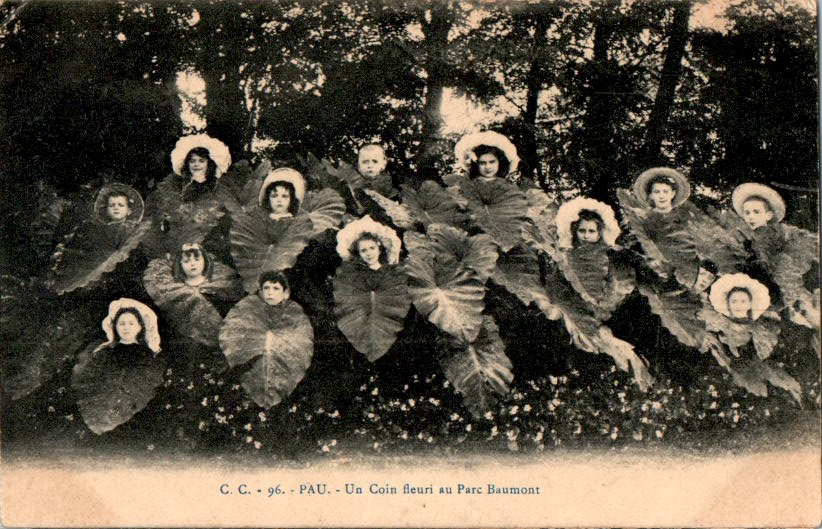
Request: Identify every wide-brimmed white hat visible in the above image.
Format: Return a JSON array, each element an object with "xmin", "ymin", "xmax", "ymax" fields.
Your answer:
[
  {"xmin": 102, "ymin": 298, "xmax": 161, "ymax": 353},
  {"xmin": 708, "ymin": 273, "xmax": 771, "ymax": 320},
  {"xmin": 258, "ymin": 167, "xmax": 307, "ymax": 209},
  {"xmin": 633, "ymin": 167, "xmax": 691, "ymax": 208},
  {"xmin": 93, "ymin": 183, "xmax": 145, "ymax": 224},
  {"xmin": 336, "ymin": 215, "xmax": 401, "ymax": 265},
  {"xmin": 555, "ymin": 197, "xmax": 620, "ymax": 248},
  {"xmin": 731, "ymin": 183, "xmax": 786, "ymax": 223},
  {"xmin": 454, "ymin": 131, "xmax": 519, "ymax": 175},
  {"xmin": 170, "ymin": 134, "xmax": 232, "ymax": 178}
]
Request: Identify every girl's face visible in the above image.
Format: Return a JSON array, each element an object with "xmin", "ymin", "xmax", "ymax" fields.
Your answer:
[
  {"xmin": 357, "ymin": 238, "xmax": 382, "ymax": 268},
  {"xmin": 181, "ymin": 252, "xmax": 205, "ymax": 279},
  {"xmin": 115, "ymin": 312, "xmax": 142, "ymax": 344},
  {"xmin": 358, "ymin": 147, "xmax": 386, "ymax": 178},
  {"xmin": 268, "ymin": 185, "xmax": 292, "ymax": 215},
  {"xmin": 188, "ymin": 153, "xmax": 209, "ymax": 176},
  {"xmin": 692, "ymin": 268, "xmax": 716, "ymax": 293},
  {"xmin": 477, "ymin": 153, "xmax": 500, "ymax": 178},
  {"xmin": 107, "ymin": 195, "xmax": 130, "ymax": 221},
  {"xmin": 261, "ymin": 281, "xmax": 288, "ymax": 306},
  {"xmin": 649, "ymin": 183, "xmax": 675, "ymax": 211},
  {"xmin": 576, "ymin": 219, "xmax": 601, "ymax": 245},
  {"xmin": 741, "ymin": 198, "xmax": 774, "ymax": 229},
  {"xmin": 728, "ymin": 290, "xmax": 753, "ymax": 319}
]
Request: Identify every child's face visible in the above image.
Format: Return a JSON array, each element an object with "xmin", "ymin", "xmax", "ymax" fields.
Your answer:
[
  {"xmin": 728, "ymin": 290, "xmax": 752, "ymax": 319},
  {"xmin": 268, "ymin": 185, "xmax": 292, "ymax": 215},
  {"xmin": 261, "ymin": 281, "xmax": 288, "ymax": 306},
  {"xmin": 181, "ymin": 252, "xmax": 205, "ymax": 279},
  {"xmin": 477, "ymin": 153, "xmax": 500, "ymax": 178},
  {"xmin": 115, "ymin": 312, "xmax": 142, "ymax": 343},
  {"xmin": 357, "ymin": 238, "xmax": 381, "ymax": 268},
  {"xmin": 649, "ymin": 183, "xmax": 675, "ymax": 211},
  {"xmin": 692, "ymin": 268, "xmax": 716, "ymax": 293},
  {"xmin": 107, "ymin": 195, "xmax": 130, "ymax": 221},
  {"xmin": 575, "ymin": 219, "xmax": 601, "ymax": 245},
  {"xmin": 358, "ymin": 147, "xmax": 386, "ymax": 178},
  {"xmin": 741, "ymin": 198, "xmax": 773, "ymax": 229},
  {"xmin": 188, "ymin": 153, "xmax": 209, "ymax": 175}
]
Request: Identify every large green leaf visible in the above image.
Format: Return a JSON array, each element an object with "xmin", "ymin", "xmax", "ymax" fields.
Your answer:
[
  {"xmin": 219, "ymin": 296, "xmax": 314, "ymax": 408},
  {"xmin": 333, "ymin": 262, "xmax": 411, "ymax": 361},
  {"xmin": 458, "ymin": 179, "xmax": 528, "ymax": 252},
  {"xmin": 362, "ymin": 189, "xmax": 416, "ymax": 229},
  {"xmin": 71, "ymin": 343, "xmax": 164, "ymax": 435},
  {"xmin": 638, "ymin": 286, "xmax": 706, "ymax": 348},
  {"xmin": 438, "ymin": 316, "xmax": 513, "ymax": 419},
  {"xmin": 216, "ymin": 159, "xmax": 271, "ymax": 214},
  {"xmin": 230, "ymin": 207, "xmax": 313, "ymax": 292},
  {"xmin": 426, "ymin": 223, "xmax": 498, "ymax": 282},
  {"xmin": 50, "ymin": 220, "xmax": 152, "ymax": 295},
  {"xmin": 143, "ymin": 259, "xmax": 241, "ymax": 347},
  {"xmin": 401, "ymin": 181, "xmax": 467, "ymax": 229},
  {"xmin": 492, "ymin": 245, "xmax": 554, "ymax": 315},
  {"xmin": 700, "ymin": 307, "xmax": 781, "ymax": 361},
  {"xmin": 402, "ymin": 233, "xmax": 485, "ymax": 343},
  {"xmin": 298, "ymin": 188, "xmax": 347, "ymax": 236}
]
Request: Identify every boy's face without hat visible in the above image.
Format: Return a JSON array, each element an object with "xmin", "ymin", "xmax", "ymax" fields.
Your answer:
[
  {"xmin": 107, "ymin": 195, "xmax": 130, "ymax": 221},
  {"xmin": 261, "ymin": 281, "xmax": 288, "ymax": 306},
  {"xmin": 692, "ymin": 267, "xmax": 716, "ymax": 293},
  {"xmin": 358, "ymin": 147, "xmax": 386, "ymax": 178}
]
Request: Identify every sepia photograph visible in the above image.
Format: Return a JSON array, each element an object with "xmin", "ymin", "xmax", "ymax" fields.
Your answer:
[{"xmin": 0, "ymin": 0, "xmax": 820, "ymax": 526}]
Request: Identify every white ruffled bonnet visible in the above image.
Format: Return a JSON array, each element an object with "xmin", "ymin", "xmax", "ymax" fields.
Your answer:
[
  {"xmin": 102, "ymin": 298, "xmax": 161, "ymax": 353},
  {"xmin": 708, "ymin": 273, "xmax": 771, "ymax": 320},
  {"xmin": 170, "ymin": 134, "xmax": 232, "ymax": 178},
  {"xmin": 336, "ymin": 215, "xmax": 401, "ymax": 265},
  {"xmin": 257, "ymin": 168, "xmax": 307, "ymax": 209},
  {"xmin": 555, "ymin": 197, "xmax": 620, "ymax": 248},
  {"xmin": 454, "ymin": 131, "xmax": 520, "ymax": 175}
]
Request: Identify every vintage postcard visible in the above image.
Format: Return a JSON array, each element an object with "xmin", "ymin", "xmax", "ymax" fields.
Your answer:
[{"xmin": 1, "ymin": 0, "xmax": 820, "ymax": 526}]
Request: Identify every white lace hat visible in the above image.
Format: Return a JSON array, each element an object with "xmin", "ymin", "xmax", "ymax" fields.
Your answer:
[
  {"xmin": 454, "ymin": 131, "xmax": 519, "ymax": 175},
  {"xmin": 336, "ymin": 215, "xmax": 401, "ymax": 265},
  {"xmin": 102, "ymin": 298, "xmax": 161, "ymax": 353},
  {"xmin": 257, "ymin": 167, "xmax": 307, "ymax": 209},
  {"xmin": 170, "ymin": 134, "xmax": 232, "ymax": 178},
  {"xmin": 555, "ymin": 197, "xmax": 620, "ymax": 248},
  {"xmin": 709, "ymin": 273, "xmax": 771, "ymax": 320}
]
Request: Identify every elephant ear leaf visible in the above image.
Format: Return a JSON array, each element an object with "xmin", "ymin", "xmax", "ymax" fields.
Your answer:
[
  {"xmin": 143, "ymin": 259, "xmax": 224, "ymax": 347},
  {"xmin": 752, "ymin": 319, "xmax": 781, "ymax": 360},
  {"xmin": 217, "ymin": 159, "xmax": 271, "ymax": 214},
  {"xmin": 230, "ymin": 208, "xmax": 313, "ymax": 292},
  {"xmin": 459, "ymin": 179, "xmax": 528, "ymax": 252},
  {"xmin": 333, "ymin": 263, "xmax": 411, "ymax": 362},
  {"xmin": 427, "ymin": 223, "xmax": 498, "ymax": 282},
  {"xmin": 638, "ymin": 286, "xmax": 705, "ymax": 348},
  {"xmin": 362, "ymin": 189, "xmax": 416, "ymax": 229},
  {"xmin": 403, "ymin": 232, "xmax": 485, "ymax": 343},
  {"xmin": 401, "ymin": 181, "xmax": 467, "ymax": 229},
  {"xmin": 298, "ymin": 188, "xmax": 346, "ymax": 237},
  {"xmin": 71, "ymin": 344, "xmax": 164, "ymax": 435},
  {"xmin": 493, "ymin": 245, "xmax": 553, "ymax": 315},
  {"xmin": 219, "ymin": 296, "xmax": 314, "ymax": 408},
  {"xmin": 616, "ymin": 188, "xmax": 671, "ymax": 278},
  {"xmin": 438, "ymin": 316, "xmax": 513, "ymax": 419},
  {"xmin": 50, "ymin": 220, "xmax": 152, "ymax": 295}
]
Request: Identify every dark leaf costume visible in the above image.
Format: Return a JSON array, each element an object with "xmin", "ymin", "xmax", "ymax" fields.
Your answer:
[
  {"xmin": 333, "ymin": 262, "xmax": 411, "ymax": 361},
  {"xmin": 49, "ymin": 184, "xmax": 151, "ymax": 295},
  {"xmin": 219, "ymin": 295, "xmax": 314, "ymax": 408},
  {"xmin": 143, "ymin": 258, "xmax": 242, "ymax": 347}
]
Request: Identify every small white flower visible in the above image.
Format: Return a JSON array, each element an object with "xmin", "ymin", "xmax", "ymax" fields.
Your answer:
[
  {"xmin": 254, "ymin": 441, "xmax": 262, "ymax": 449},
  {"xmin": 655, "ymin": 430, "xmax": 663, "ymax": 439},
  {"xmin": 258, "ymin": 411, "xmax": 267, "ymax": 422}
]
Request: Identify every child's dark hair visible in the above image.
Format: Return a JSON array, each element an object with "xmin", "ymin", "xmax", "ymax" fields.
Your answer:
[
  {"xmin": 258, "ymin": 271, "xmax": 290, "ymax": 293},
  {"xmin": 112, "ymin": 307, "xmax": 146, "ymax": 344},
  {"xmin": 262, "ymin": 181, "xmax": 299, "ymax": 215},
  {"xmin": 727, "ymin": 286, "xmax": 753, "ymax": 319},
  {"xmin": 183, "ymin": 147, "xmax": 218, "ymax": 184},
  {"xmin": 172, "ymin": 245, "xmax": 213, "ymax": 282},
  {"xmin": 570, "ymin": 209, "xmax": 605, "ymax": 246},
  {"xmin": 698, "ymin": 259, "xmax": 718, "ymax": 275},
  {"xmin": 349, "ymin": 233, "xmax": 388, "ymax": 265},
  {"xmin": 645, "ymin": 174, "xmax": 678, "ymax": 196},
  {"xmin": 468, "ymin": 144, "xmax": 510, "ymax": 180},
  {"xmin": 742, "ymin": 194, "xmax": 774, "ymax": 212}
]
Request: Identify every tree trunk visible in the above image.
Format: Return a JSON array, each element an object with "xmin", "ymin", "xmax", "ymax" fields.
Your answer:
[
  {"xmin": 641, "ymin": 0, "xmax": 691, "ymax": 166},
  {"xmin": 417, "ymin": 3, "xmax": 453, "ymax": 182},
  {"xmin": 521, "ymin": 9, "xmax": 551, "ymax": 186}
]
